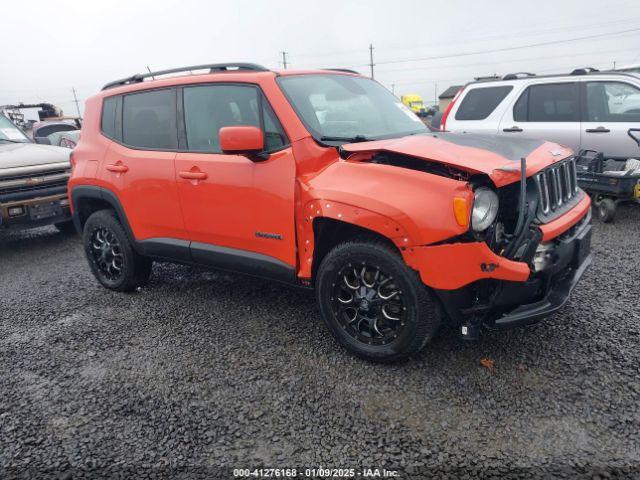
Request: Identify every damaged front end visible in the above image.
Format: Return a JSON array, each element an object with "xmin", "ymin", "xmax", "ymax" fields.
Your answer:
[
  {"xmin": 432, "ymin": 155, "xmax": 593, "ymax": 339},
  {"xmin": 338, "ymin": 134, "xmax": 592, "ymax": 338}
]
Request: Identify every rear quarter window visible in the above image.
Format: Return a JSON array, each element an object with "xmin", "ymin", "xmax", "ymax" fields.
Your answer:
[
  {"xmin": 101, "ymin": 96, "xmax": 117, "ymax": 139},
  {"xmin": 454, "ymin": 86, "xmax": 513, "ymax": 120}
]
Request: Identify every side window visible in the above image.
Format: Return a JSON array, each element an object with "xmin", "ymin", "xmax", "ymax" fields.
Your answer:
[
  {"xmin": 513, "ymin": 88, "xmax": 528, "ymax": 122},
  {"xmin": 122, "ymin": 89, "xmax": 177, "ymax": 149},
  {"xmin": 183, "ymin": 85, "xmax": 287, "ymax": 153},
  {"xmin": 101, "ymin": 96, "xmax": 117, "ymax": 139},
  {"xmin": 454, "ymin": 86, "xmax": 513, "ymax": 120},
  {"xmin": 585, "ymin": 81, "xmax": 640, "ymax": 122},
  {"xmin": 515, "ymin": 83, "xmax": 579, "ymax": 122}
]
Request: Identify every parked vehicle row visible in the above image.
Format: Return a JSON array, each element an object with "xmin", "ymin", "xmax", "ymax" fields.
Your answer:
[
  {"xmin": 442, "ymin": 68, "xmax": 640, "ymax": 223},
  {"xmin": 0, "ymin": 113, "xmax": 74, "ymax": 232},
  {"xmin": 442, "ymin": 68, "xmax": 640, "ymax": 158},
  {"xmin": 65, "ymin": 63, "xmax": 592, "ymax": 361}
]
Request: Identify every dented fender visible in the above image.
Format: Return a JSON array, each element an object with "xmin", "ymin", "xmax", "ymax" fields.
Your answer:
[
  {"xmin": 402, "ymin": 242, "xmax": 531, "ymax": 290},
  {"xmin": 296, "ymin": 199, "xmax": 410, "ymax": 279},
  {"xmin": 295, "ymin": 160, "xmax": 474, "ymax": 279}
]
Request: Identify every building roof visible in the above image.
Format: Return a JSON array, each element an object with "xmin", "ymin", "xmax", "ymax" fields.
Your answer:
[{"xmin": 438, "ymin": 85, "xmax": 463, "ymax": 99}]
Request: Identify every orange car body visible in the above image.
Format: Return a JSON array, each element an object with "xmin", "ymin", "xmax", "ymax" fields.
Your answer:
[{"xmin": 69, "ymin": 67, "xmax": 592, "ymax": 329}]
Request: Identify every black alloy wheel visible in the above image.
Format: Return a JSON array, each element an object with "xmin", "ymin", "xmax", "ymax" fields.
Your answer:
[
  {"xmin": 316, "ymin": 238, "xmax": 440, "ymax": 362},
  {"xmin": 83, "ymin": 209, "xmax": 152, "ymax": 292},
  {"xmin": 89, "ymin": 227, "xmax": 124, "ymax": 281},
  {"xmin": 332, "ymin": 263, "xmax": 407, "ymax": 346}
]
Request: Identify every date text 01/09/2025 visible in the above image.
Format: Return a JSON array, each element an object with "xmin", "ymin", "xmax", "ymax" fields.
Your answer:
[{"xmin": 233, "ymin": 468, "xmax": 400, "ymax": 477}]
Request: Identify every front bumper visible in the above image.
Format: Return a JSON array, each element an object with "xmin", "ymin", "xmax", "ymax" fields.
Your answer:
[
  {"xmin": 433, "ymin": 210, "xmax": 592, "ymax": 329},
  {"xmin": 491, "ymin": 220, "xmax": 592, "ymax": 328},
  {"xmin": 0, "ymin": 193, "xmax": 71, "ymax": 230}
]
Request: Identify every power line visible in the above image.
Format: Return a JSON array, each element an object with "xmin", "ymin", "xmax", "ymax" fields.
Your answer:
[
  {"xmin": 374, "ymin": 27, "xmax": 640, "ymax": 66},
  {"xmin": 386, "ymin": 54, "xmax": 638, "ymax": 89},
  {"xmin": 291, "ymin": 27, "xmax": 640, "ymax": 73},
  {"xmin": 375, "ymin": 46, "xmax": 640, "ymax": 75},
  {"xmin": 290, "ymin": 17, "xmax": 640, "ymax": 63}
]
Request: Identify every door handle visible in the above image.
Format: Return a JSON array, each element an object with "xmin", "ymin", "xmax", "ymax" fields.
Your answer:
[
  {"xmin": 503, "ymin": 126, "xmax": 523, "ymax": 133},
  {"xmin": 585, "ymin": 127, "xmax": 610, "ymax": 133},
  {"xmin": 179, "ymin": 170, "xmax": 208, "ymax": 180},
  {"xmin": 106, "ymin": 163, "xmax": 129, "ymax": 173}
]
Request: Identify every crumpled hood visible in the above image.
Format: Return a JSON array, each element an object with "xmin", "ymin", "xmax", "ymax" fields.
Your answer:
[
  {"xmin": 340, "ymin": 132, "xmax": 573, "ymax": 187},
  {"xmin": 0, "ymin": 142, "xmax": 70, "ymax": 170}
]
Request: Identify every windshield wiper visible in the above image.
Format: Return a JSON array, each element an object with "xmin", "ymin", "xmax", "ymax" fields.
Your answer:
[
  {"xmin": 320, "ymin": 134, "xmax": 371, "ymax": 143},
  {"xmin": 0, "ymin": 138, "xmax": 26, "ymax": 144}
]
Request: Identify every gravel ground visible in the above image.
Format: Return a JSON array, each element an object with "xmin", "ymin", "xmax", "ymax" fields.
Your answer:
[{"xmin": 1, "ymin": 206, "xmax": 640, "ymax": 479}]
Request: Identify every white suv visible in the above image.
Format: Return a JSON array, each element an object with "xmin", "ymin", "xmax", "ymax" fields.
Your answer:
[{"xmin": 442, "ymin": 69, "xmax": 640, "ymax": 159}]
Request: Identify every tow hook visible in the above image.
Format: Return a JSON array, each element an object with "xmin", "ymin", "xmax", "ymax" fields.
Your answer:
[{"xmin": 481, "ymin": 262, "xmax": 498, "ymax": 272}]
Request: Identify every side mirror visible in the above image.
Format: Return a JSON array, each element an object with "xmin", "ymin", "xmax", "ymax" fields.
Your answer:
[
  {"xmin": 35, "ymin": 136, "xmax": 52, "ymax": 145},
  {"xmin": 219, "ymin": 126, "xmax": 265, "ymax": 159}
]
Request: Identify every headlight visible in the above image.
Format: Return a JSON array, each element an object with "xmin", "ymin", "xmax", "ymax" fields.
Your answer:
[{"xmin": 471, "ymin": 187, "xmax": 499, "ymax": 232}]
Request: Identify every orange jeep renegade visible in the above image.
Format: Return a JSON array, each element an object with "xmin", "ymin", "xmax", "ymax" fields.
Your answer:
[{"xmin": 69, "ymin": 63, "xmax": 592, "ymax": 361}]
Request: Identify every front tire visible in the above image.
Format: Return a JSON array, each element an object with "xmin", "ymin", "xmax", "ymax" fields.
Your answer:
[
  {"xmin": 83, "ymin": 209, "xmax": 152, "ymax": 292},
  {"xmin": 316, "ymin": 238, "xmax": 440, "ymax": 362}
]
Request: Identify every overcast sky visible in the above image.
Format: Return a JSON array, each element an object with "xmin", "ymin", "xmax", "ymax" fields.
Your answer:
[{"xmin": 2, "ymin": 0, "xmax": 639, "ymax": 117}]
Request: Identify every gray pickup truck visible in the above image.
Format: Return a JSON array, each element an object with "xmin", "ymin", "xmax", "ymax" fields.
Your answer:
[{"xmin": 0, "ymin": 113, "xmax": 73, "ymax": 232}]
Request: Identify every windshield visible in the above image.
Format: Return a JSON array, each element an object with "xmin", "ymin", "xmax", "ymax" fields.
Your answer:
[
  {"xmin": 0, "ymin": 114, "xmax": 30, "ymax": 143},
  {"xmin": 277, "ymin": 74, "xmax": 427, "ymax": 143}
]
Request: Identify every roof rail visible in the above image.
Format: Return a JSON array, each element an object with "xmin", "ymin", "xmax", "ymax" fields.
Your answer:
[
  {"xmin": 102, "ymin": 63, "xmax": 270, "ymax": 90},
  {"xmin": 502, "ymin": 72, "xmax": 536, "ymax": 80},
  {"xmin": 474, "ymin": 75, "xmax": 502, "ymax": 81},
  {"xmin": 323, "ymin": 68, "xmax": 360, "ymax": 74},
  {"xmin": 571, "ymin": 67, "xmax": 599, "ymax": 75}
]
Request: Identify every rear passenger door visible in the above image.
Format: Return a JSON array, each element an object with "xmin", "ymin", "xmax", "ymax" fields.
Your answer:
[
  {"xmin": 100, "ymin": 88, "xmax": 188, "ymax": 243},
  {"xmin": 581, "ymin": 80, "xmax": 640, "ymax": 158},
  {"xmin": 499, "ymin": 82, "xmax": 581, "ymax": 151},
  {"xmin": 174, "ymin": 83, "xmax": 297, "ymax": 274}
]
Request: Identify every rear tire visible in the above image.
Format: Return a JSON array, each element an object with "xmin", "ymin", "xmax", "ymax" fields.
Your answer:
[
  {"xmin": 83, "ymin": 209, "xmax": 152, "ymax": 292},
  {"xmin": 597, "ymin": 198, "xmax": 616, "ymax": 223},
  {"xmin": 315, "ymin": 238, "xmax": 440, "ymax": 362}
]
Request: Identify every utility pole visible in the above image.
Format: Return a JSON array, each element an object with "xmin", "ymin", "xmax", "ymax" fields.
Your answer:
[
  {"xmin": 434, "ymin": 83, "xmax": 438, "ymax": 108},
  {"xmin": 391, "ymin": 83, "xmax": 395, "ymax": 95},
  {"xmin": 613, "ymin": 60, "xmax": 617, "ymax": 70},
  {"xmin": 369, "ymin": 43, "xmax": 375, "ymax": 79},
  {"xmin": 71, "ymin": 87, "xmax": 81, "ymax": 118},
  {"xmin": 280, "ymin": 51, "xmax": 288, "ymax": 70}
]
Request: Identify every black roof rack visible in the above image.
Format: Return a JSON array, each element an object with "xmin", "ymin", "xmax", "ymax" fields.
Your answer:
[
  {"xmin": 474, "ymin": 75, "xmax": 502, "ymax": 81},
  {"xmin": 571, "ymin": 67, "xmax": 599, "ymax": 75},
  {"xmin": 323, "ymin": 68, "xmax": 360, "ymax": 74},
  {"xmin": 502, "ymin": 72, "xmax": 536, "ymax": 80},
  {"xmin": 102, "ymin": 63, "xmax": 270, "ymax": 90}
]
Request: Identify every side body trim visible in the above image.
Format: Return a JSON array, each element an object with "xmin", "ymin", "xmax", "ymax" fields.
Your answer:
[{"xmin": 190, "ymin": 242, "xmax": 296, "ymax": 284}]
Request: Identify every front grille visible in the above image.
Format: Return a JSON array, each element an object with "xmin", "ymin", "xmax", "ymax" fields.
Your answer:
[
  {"xmin": 0, "ymin": 167, "xmax": 70, "ymax": 203},
  {"xmin": 0, "ymin": 169, "xmax": 70, "ymax": 194},
  {"xmin": 534, "ymin": 157, "xmax": 581, "ymax": 222}
]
